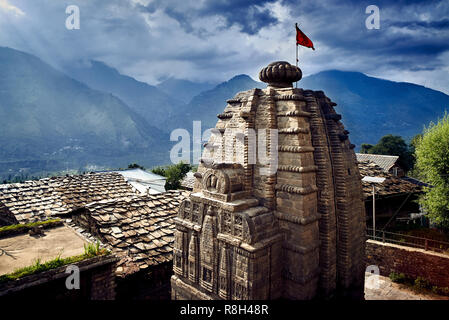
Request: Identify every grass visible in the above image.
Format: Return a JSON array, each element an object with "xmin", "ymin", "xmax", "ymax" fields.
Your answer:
[
  {"xmin": 83, "ymin": 240, "xmax": 102, "ymax": 256},
  {"xmin": 0, "ymin": 241, "xmax": 109, "ymax": 283},
  {"xmin": 0, "ymin": 219, "xmax": 62, "ymax": 237}
]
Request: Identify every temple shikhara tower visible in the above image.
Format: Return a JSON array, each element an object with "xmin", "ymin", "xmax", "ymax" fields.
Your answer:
[{"xmin": 171, "ymin": 61, "xmax": 366, "ymax": 300}]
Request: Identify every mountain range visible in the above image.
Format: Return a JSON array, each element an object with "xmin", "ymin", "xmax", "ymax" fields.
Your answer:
[
  {"xmin": 156, "ymin": 78, "xmax": 218, "ymax": 104},
  {"xmin": 165, "ymin": 74, "xmax": 266, "ymax": 131},
  {"xmin": 300, "ymin": 70, "xmax": 449, "ymax": 147},
  {"xmin": 0, "ymin": 47, "xmax": 167, "ymax": 179},
  {"xmin": 64, "ymin": 60, "xmax": 185, "ymax": 132},
  {"xmin": 1, "ymin": 46, "xmax": 449, "ymax": 180}
]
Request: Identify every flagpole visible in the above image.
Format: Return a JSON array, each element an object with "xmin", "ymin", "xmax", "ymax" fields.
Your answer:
[
  {"xmin": 295, "ymin": 23, "xmax": 299, "ymax": 88},
  {"xmin": 295, "ymin": 44, "xmax": 298, "ymax": 88},
  {"xmin": 295, "ymin": 22, "xmax": 314, "ymax": 89},
  {"xmin": 296, "ymin": 44, "xmax": 298, "ymax": 68}
]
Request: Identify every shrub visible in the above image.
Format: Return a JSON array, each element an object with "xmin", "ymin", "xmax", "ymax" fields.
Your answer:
[
  {"xmin": 389, "ymin": 272, "xmax": 408, "ymax": 283},
  {"xmin": 431, "ymin": 286, "xmax": 449, "ymax": 296},
  {"xmin": 414, "ymin": 276, "xmax": 432, "ymax": 290}
]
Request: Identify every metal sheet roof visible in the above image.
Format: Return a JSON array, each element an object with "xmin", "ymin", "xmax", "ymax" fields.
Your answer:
[
  {"xmin": 114, "ymin": 169, "xmax": 166, "ymax": 194},
  {"xmin": 356, "ymin": 153, "xmax": 399, "ymax": 172}
]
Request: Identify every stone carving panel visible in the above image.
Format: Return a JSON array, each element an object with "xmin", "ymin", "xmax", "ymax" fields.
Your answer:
[{"xmin": 202, "ymin": 170, "xmax": 230, "ymax": 194}]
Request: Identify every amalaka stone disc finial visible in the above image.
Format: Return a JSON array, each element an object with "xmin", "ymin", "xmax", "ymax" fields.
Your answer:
[{"xmin": 259, "ymin": 61, "xmax": 302, "ymax": 88}]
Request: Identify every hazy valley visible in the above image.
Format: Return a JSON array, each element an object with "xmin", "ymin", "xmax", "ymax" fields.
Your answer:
[{"xmin": 1, "ymin": 46, "xmax": 449, "ymax": 181}]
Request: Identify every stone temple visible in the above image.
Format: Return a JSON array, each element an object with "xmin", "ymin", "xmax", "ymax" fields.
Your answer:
[{"xmin": 171, "ymin": 61, "xmax": 366, "ymax": 300}]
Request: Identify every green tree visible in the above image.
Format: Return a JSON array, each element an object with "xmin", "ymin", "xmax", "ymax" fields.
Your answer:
[
  {"xmin": 407, "ymin": 134, "xmax": 424, "ymax": 178},
  {"xmin": 128, "ymin": 163, "xmax": 145, "ymax": 170},
  {"xmin": 360, "ymin": 143, "xmax": 373, "ymax": 154},
  {"xmin": 151, "ymin": 166, "xmax": 166, "ymax": 177},
  {"xmin": 415, "ymin": 113, "xmax": 449, "ymax": 228},
  {"xmin": 364, "ymin": 134, "xmax": 414, "ymax": 172},
  {"xmin": 151, "ymin": 162, "xmax": 192, "ymax": 190},
  {"xmin": 410, "ymin": 134, "xmax": 423, "ymax": 155}
]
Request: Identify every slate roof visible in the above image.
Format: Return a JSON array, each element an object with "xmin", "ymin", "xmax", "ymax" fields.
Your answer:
[
  {"xmin": 401, "ymin": 176, "xmax": 432, "ymax": 188},
  {"xmin": 0, "ymin": 171, "xmax": 191, "ymax": 276},
  {"xmin": 356, "ymin": 153, "xmax": 399, "ymax": 172},
  {"xmin": 358, "ymin": 160, "xmax": 421, "ymax": 198},
  {"xmin": 78, "ymin": 190, "xmax": 190, "ymax": 276},
  {"xmin": 180, "ymin": 171, "xmax": 195, "ymax": 190},
  {"xmin": 0, "ymin": 173, "xmax": 137, "ymax": 224}
]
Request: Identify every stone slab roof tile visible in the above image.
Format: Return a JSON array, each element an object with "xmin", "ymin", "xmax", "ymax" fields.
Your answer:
[
  {"xmin": 0, "ymin": 172, "xmax": 138, "ymax": 224},
  {"xmin": 80, "ymin": 190, "xmax": 190, "ymax": 276},
  {"xmin": 181, "ymin": 171, "xmax": 195, "ymax": 190},
  {"xmin": 358, "ymin": 160, "xmax": 421, "ymax": 198}
]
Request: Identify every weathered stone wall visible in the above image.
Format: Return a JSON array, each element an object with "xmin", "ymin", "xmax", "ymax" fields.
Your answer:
[
  {"xmin": 366, "ymin": 240, "xmax": 449, "ymax": 288},
  {"xmin": 90, "ymin": 258, "xmax": 117, "ymax": 300},
  {"xmin": 312, "ymin": 91, "xmax": 366, "ymax": 298},
  {"xmin": 0, "ymin": 255, "xmax": 117, "ymax": 300},
  {"xmin": 116, "ymin": 262, "xmax": 173, "ymax": 300},
  {"xmin": 274, "ymin": 88, "xmax": 321, "ymax": 299}
]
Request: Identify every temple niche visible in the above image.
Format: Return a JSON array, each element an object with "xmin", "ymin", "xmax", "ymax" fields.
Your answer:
[{"xmin": 171, "ymin": 61, "xmax": 366, "ymax": 300}]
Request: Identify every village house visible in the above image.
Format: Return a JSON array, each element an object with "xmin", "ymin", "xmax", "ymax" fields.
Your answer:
[
  {"xmin": 356, "ymin": 153, "xmax": 405, "ymax": 177},
  {"xmin": 358, "ymin": 160, "xmax": 423, "ymax": 229},
  {"xmin": 0, "ymin": 171, "xmax": 189, "ymax": 299}
]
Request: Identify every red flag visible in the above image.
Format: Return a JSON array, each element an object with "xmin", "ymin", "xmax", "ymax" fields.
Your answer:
[{"xmin": 296, "ymin": 23, "xmax": 315, "ymax": 50}]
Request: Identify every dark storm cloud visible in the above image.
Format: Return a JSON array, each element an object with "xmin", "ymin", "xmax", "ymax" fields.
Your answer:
[
  {"xmin": 388, "ymin": 18, "xmax": 449, "ymax": 30},
  {"xmin": 198, "ymin": 0, "xmax": 279, "ymax": 34},
  {"xmin": 0, "ymin": 0, "xmax": 448, "ymax": 93},
  {"xmin": 277, "ymin": 0, "xmax": 449, "ymax": 73},
  {"xmin": 137, "ymin": 0, "xmax": 279, "ymax": 35}
]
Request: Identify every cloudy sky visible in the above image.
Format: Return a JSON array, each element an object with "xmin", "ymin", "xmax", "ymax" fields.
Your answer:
[{"xmin": 1, "ymin": 0, "xmax": 448, "ymax": 94}]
